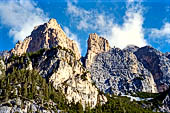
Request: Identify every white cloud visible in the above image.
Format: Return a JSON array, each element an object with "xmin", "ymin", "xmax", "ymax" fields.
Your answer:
[
  {"xmin": 67, "ymin": 1, "xmax": 113, "ymax": 32},
  {"xmin": 150, "ymin": 23, "xmax": 170, "ymax": 38},
  {"xmin": 149, "ymin": 22, "xmax": 170, "ymax": 44},
  {"xmin": 63, "ymin": 26, "xmax": 81, "ymax": 53},
  {"xmin": 66, "ymin": 1, "xmax": 147, "ymax": 49},
  {"xmin": 0, "ymin": 0, "xmax": 49, "ymax": 42},
  {"xmin": 106, "ymin": 3, "xmax": 147, "ymax": 49}
]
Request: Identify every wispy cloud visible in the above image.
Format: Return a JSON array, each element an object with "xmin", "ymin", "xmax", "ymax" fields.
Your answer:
[
  {"xmin": 0, "ymin": 0, "xmax": 49, "ymax": 42},
  {"xmin": 107, "ymin": 2, "xmax": 147, "ymax": 49},
  {"xmin": 149, "ymin": 22, "xmax": 170, "ymax": 43},
  {"xmin": 63, "ymin": 26, "xmax": 81, "ymax": 53},
  {"xmin": 66, "ymin": 1, "xmax": 147, "ymax": 49}
]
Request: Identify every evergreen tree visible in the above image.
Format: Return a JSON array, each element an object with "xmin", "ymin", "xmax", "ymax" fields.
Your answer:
[{"xmin": 23, "ymin": 82, "xmax": 28, "ymax": 97}]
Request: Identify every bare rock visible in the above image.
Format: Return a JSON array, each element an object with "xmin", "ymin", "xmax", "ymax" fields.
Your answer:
[
  {"xmin": 134, "ymin": 46, "xmax": 170, "ymax": 92},
  {"xmin": 11, "ymin": 19, "xmax": 81, "ymax": 60},
  {"xmin": 90, "ymin": 48, "xmax": 158, "ymax": 95},
  {"xmin": 10, "ymin": 38, "xmax": 31, "ymax": 56},
  {"xmin": 34, "ymin": 47, "xmax": 106, "ymax": 109},
  {"xmin": 85, "ymin": 33, "xmax": 110, "ymax": 68},
  {"xmin": 165, "ymin": 52, "xmax": 170, "ymax": 59}
]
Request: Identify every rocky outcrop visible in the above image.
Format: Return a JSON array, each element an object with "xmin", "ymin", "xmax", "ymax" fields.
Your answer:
[
  {"xmin": 165, "ymin": 52, "xmax": 170, "ymax": 59},
  {"xmin": 85, "ymin": 33, "xmax": 110, "ymax": 68},
  {"xmin": 89, "ymin": 48, "xmax": 157, "ymax": 95},
  {"xmin": 10, "ymin": 38, "xmax": 31, "ymax": 56},
  {"xmin": 5, "ymin": 19, "xmax": 107, "ymax": 109},
  {"xmin": 134, "ymin": 46, "xmax": 170, "ymax": 92},
  {"xmin": 0, "ymin": 51, "xmax": 10, "ymax": 58},
  {"xmin": 33, "ymin": 47, "xmax": 106, "ymax": 108},
  {"xmin": 160, "ymin": 92, "xmax": 170, "ymax": 112},
  {"xmin": 0, "ymin": 97, "xmax": 57, "ymax": 113},
  {"xmin": 3, "ymin": 18, "xmax": 170, "ymax": 112},
  {"xmin": 6, "ymin": 46, "xmax": 107, "ymax": 109},
  {"xmin": 11, "ymin": 19, "xmax": 81, "ymax": 60},
  {"xmin": 123, "ymin": 45, "xmax": 139, "ymax": 53},
  {"xmin": 0, "ymin": 60, "xmax": 5, "ymax": 77}
]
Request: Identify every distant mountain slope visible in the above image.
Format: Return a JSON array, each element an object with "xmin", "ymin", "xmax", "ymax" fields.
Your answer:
[
  {"xmin": 135, "ymin": 46, "xmax": 170, "ymax": 92},
  {"xmin": 90, "ymin": 47, "xmax": 157, "ymax": 95}
]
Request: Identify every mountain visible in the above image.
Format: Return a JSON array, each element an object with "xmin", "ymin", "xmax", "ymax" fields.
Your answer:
[
  {"xmin": 10, "ymin": 19, "xmax": 81, "ymax": 60},
  {"xmin": 0, "ymin": 18, "xmax": 170, "ymax": 112},
  {"xmin": 85, "ymin": 33, "xmax": 110, "ymax": 68},
  {"xmin": 134, "ymin": 46, "xmax": 170, "ymax": 92},
  {"xmin": 90, "ymin": 47, "xmax": 157, "ymax": 95},
  {"xmin": 0, "ymin": 19, "xmax": 107, "ymax": 112}
]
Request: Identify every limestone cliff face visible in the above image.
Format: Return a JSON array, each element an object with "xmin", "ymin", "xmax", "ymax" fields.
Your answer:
[
  {"xmin": 8, "ymin": 47, "xmax": 106, "ymax": 109},
  {"xmin": 6, "ymin": 19, "xmax": 107, "ymax": 109},
  {"xmin": 10, "ymin": 38, "xmax": 31, "ymax": 56},
  {"xmin": 89, "ymin": 48, "xmax": 158, "ymax": 95},
  {"xmin": 11, "ymin": 19, "xmax": 81, "ymax": 60},
  {"xmin": 135, "ymin": 46, "xmax": 170, "ymax": 92},
  {"xmin": 0, "ymin": 60, "xmax": 5, "ymax": 77},
  {"xmin": 35, "ymin": 47, "xmax": 107, "ymax": 108},
  {"xmin": 85, "ymin": 33, "xmax": 110, "ymax": 68}
]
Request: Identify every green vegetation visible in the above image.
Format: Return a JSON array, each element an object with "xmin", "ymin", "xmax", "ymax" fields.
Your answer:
[
  {"xmin": 132, "ymin": 92, "xmax": 160, "ymax": 98},
  {"xmin": 27, "ymin": 48, "xmax": 47, "ymax": 59},
  {"xmin": 81, "ymin": 71, "xmax": 88, "ymax": 81},
  {"xmin": 135, "ymin": 76, "xmax": 144, "ymax": 80},
  {"xmin": 0, "ymin": 69, "xmax": 68, "ymax": 111},
  {"xmin": 1, "ymin": 47, "xmax": 165, "ymax": 112}
]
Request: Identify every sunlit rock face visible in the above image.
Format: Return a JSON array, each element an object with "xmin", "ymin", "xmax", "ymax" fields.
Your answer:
[
  {"xmin": 85, "ymin": 33, "xmax": 110, "ymax": 68},
  {"xmin": 34, "ymin": 48, "xmax": 106, "ymax": 108},
  {"xmin": 2, "ymin": 18, "xmax": 170, "ymax": 112},
  {"xmin": 7, "ymin": 19, "xmax": 107, "ymax": 109},
  {"xmin": 11, "ymin": 19, "xmax": 81, "ymax": 60}
]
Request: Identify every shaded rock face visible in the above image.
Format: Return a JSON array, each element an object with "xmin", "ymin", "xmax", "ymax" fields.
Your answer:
[
  {"xmin": 165, "ymin": 52, "xmax": 170, "ymax": 59},
  {"xmin": 135, "ymin": 46, "xmax": 170, "ymax": 92},
  {"xmin": 11, "ymin": 19, "xmax": 81, "ymax": 60},
  {"xmin": 90, "ymin": 48, "xmax": 157, "ymax": 95},
  {"xmin": 85, "ymin": 33, "xmax": 110, "ymax": 68},
  {"xmin": 0, "ymin": 51, "xmax": 10, "ymax": 58},
  {"xmin": 159, "ymin": 89, "xmax": 170, "ymax": 112}
]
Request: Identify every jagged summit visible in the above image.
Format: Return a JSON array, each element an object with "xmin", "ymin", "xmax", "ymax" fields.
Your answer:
[
  {"xmin": 11, "ymin": 18, "xmax": 81, "ymax": 59},
  {"xmin": 85, "ymin": 33, "xmax": 111, "ymax": 68},
  {"xmin": 33, "ymin": 18, "xmax": 59, "ymax": 31},
  {"xmin": 90, "ymin": 47, "xmax": 158, "ymax": 95},
  {"xmin": 123, "ymin": 45, "xmax": 139, "ymax": 53},
  {"xmin": 1, "ymin": 18, "xmax": 170, "ymax": 112}
]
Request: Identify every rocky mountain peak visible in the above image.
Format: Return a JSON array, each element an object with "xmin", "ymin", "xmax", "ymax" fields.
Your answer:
[
  {"xmin": 135, "ymin": 46, "xmax": 170, "ymax": 92},
  {"xmin": 85, "ymin": 33, "xmax": 111, "ymax": 68},
  {"xmin": 11, "ymin": 18, "xmax": 81, "ymax": 60},
  {"xmin": 123, "ymin": 45, "xmax": 139, "ymax": 53},
  {"xmin": 90, "ymin": 47, "xmax": 157, "ymax": 95},
  {"xmin": 48, "ymin": 18, "xmax": 58, "ymax": 26}
]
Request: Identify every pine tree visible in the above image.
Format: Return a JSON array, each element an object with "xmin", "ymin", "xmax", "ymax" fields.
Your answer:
[{"xmin": 23, "ymin": 82, "xmax": 28, "ymax": 97}]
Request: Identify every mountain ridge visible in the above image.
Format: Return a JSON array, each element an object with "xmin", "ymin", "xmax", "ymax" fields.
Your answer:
[{"xmin": 0, "ymin": 18, "xmax": 170, "ymax": 112}]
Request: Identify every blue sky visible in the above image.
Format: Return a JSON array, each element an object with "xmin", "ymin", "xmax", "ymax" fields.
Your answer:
[{"xmin": 0, "ymin": 0, "xmax": 170, "ymax": 56}]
